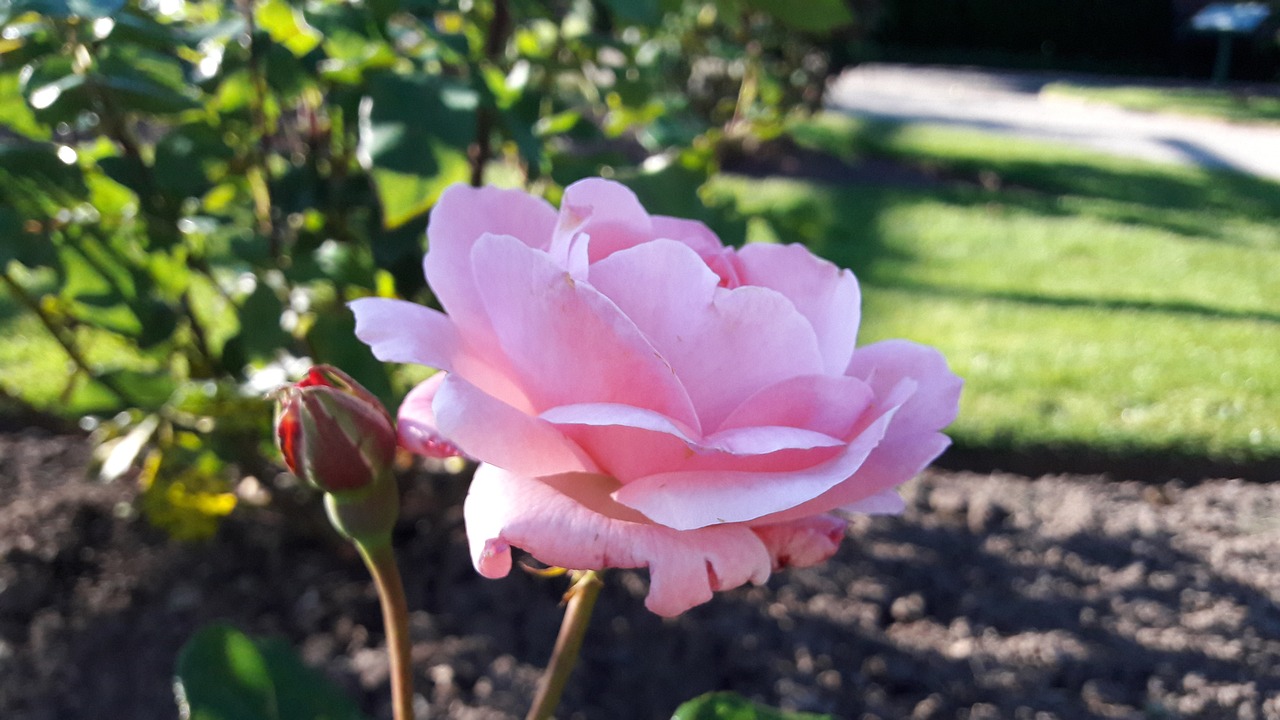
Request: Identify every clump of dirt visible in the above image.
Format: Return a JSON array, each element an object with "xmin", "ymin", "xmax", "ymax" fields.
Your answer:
[{"xmin": 2, "ymin": 428, "xmax": 1279, "ymax": 720}]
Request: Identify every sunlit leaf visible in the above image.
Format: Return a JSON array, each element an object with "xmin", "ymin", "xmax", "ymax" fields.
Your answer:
[
  {"xmin": 256, "ymin": 0, "xmax": 323, "ymax": 57},
  {"xmin": 672, "ymin": 692, "xmax": 835, "ymax": 720},
  {"xmin": 137, "ymin": 446, "xmax": 236, "ymax": 541}
]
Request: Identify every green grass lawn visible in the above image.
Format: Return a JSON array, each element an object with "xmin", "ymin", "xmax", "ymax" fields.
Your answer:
[
  {"xmin": 704, "ymin": 114, "xmax": 1280, "ymax": 466},
  {"xmin": 1040, "ymin": 82, "xmax": 1280, "ymax": 125},
  {"xmin": 5, "ymin": 113, "xmax": 1279, "ymax": 470}
]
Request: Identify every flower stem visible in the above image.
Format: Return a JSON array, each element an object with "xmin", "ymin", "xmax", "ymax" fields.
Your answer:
[
  {"xmin": 526, "ymin": 570, "xmax": 604, "ymax": 720},
  {"xmin": 357, "ymin": 540, "xmax": 415, "ymax": 720}
]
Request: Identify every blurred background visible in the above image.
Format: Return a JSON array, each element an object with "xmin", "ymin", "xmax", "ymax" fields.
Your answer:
[{"xmin": 1, "ymin": 1, "xmax": 1278, "ymax": 719}]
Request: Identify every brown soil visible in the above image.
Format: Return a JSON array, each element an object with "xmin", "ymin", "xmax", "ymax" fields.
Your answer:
[{"xmin": 2, "ymin": 428, "xmax": 1278, "ymax": 720}]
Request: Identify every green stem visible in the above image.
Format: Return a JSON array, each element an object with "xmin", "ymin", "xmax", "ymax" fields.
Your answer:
[
  {"xmin": 526, "ymin": 570, "xmax": 604, "ymax": 720},
  {"xmin": 357, "ymin": 541, "xmax": 415, "ymax": 720}
]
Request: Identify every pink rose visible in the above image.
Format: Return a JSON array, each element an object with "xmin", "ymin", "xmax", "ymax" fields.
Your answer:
[{"xmin": 352, "ymin": 179, "xmax": 961, "ymax": 616}]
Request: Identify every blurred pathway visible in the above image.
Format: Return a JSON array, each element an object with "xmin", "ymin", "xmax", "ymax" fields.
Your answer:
[{"xmin": 826, "ymin": 63, "xmax": 1280, "ymax": 181}]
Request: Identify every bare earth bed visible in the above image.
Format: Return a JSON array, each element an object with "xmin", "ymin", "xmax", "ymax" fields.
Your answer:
[{"xmin": 1, "ymin": 428, "xmax": 1278, "ymax": 720}]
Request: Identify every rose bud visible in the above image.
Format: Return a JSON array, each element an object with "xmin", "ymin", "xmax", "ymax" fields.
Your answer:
[{"xmin": 274, "ymin": 365, "xmax": 397, "ymax": 496}]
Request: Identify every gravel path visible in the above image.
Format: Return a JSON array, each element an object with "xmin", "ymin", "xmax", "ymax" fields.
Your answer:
[
  {"xmin": 826, "ymin": 63, "xmax": 1280, "ymax": 180},
  {"xmin": 1, "ymin": 429, "xmax": 1278, "ymax": 719}
]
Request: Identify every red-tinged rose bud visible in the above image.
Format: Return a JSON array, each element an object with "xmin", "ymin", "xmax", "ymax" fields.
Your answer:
[{"xmin": 274, "ymin": 365, "xmax": 397, "ymax": 496}]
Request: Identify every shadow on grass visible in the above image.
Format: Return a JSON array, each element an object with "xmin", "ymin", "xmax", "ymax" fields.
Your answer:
[
  {"xmin": 937, "ymin": 438, "xmax": 1280, "ymax": 484},
  {"xmin": 787, "ymin": 116, "xmax": 1280, "ymax": 248},
  {"xmin": 884, "ymin": 280, "xmax": 1280, "ymax": 326}
]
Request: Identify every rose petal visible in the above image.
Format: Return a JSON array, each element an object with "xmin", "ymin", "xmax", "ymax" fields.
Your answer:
[
  {"xmin": 717, "ymin": 374, "xmax": 874, "ymax": 439},
  {"xmin": 750, "ymin": 514, "xmax": 848, "ymax": 570},
  {"xmin": 397, "ymin": 373, "xmax": 463, "ymax": 458},
  {"xmin": 651, "ymin": 215, "xmax": 724, "ymax": 255},
  {"xmin": 701, "ymin": 425, "xmax": 845, "ymax": 455},
  {"xmin": 426, "ymin": 183, "xmax": 556, "ymax": 322},
  {"xmin": 735, "ymin": 243, "xmax": 862, "ymax": 375},
  {"xmin": 847, "ymin": 339, "xmax": 963, "ymax": 438},
  {"xmin": 350, "ymin": 298, "xmax": 459, "ymax": 371},
  {"xmin": 588, "ymin": 239, "xmax": 824, "ymax": 430},
  {"xmin": 541, "ymin": 403, "xmax": 844, "ymax": 483},
  {"xmin": 464, "ymin": 463, "xmax": 773, "ymax": 616},
  {"xmin": 552, "ymin": 179, "xmax": 654, "ymax": 265},
  {"xmin": 613, "ymin": 399, "xmax": 902, "ymax": 531},
  {"xmin": 540, "ymin": 403, "xmax": 698, "ymax": 482},
  {"xmin": 470, "ymin": 233, "xmax": 700, "ymax": 428},
  {"xmin": 754, "ymin": 429, "xmax": 949, "ymax": 526},
  {"xmin": 841, "ymin": 489, "xmax": 907, "ymax": 515},
  {"xmin": 433, "ymin": 374, "xmax": 596, "ymax": 478}
]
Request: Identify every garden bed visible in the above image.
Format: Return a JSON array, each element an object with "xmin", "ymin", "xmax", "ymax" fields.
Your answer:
[{"xmin": 1, "ymin": 428, "xmax": 1277, "ymax": 719}]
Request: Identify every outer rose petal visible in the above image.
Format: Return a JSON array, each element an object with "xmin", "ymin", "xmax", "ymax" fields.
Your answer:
[
  {"xmin": 425, "ymin": 185, "xmax": 558, "ymax": 338},
  {"xmin": 841, "ymin": 489, "xmax": 907, "ymax": 515},
  {"xmin": 350, "ymin": 298, "xmax": 460, "ymax": 371},
  {"xmin": 717, "ymin": 374, "xmax": 874, "ymax": 439},
  {"xmin": 735, "ymin": 243, "xmax": 862, "ymax": 376},
  {"xmin": 397, "ymin": 373, "xmax": 461, "ymax": 458},
  {"xmin": 433, "ymin": 375, "xmax": 596, "ymax": 478},
  {"xmin": 847, "ymin": 339, "xmax": 963, "ymax": 438},
  {"xmin": 464, "ymin": 463, "xmax": 773, "ymax": 617},
  {"xmin": 542, "ymin": 403, "xmax": 844, "ymax": 483},
  {"xmin": 750, "ymin": 514, "xmax": 848, "ymax": 571},
  {"xmin": 754, "ymin": 430, "xmax": 950, "ymax": 526},
  {"xmin": 613, "ymin": 399, "xmax": 902, "ymax": 531}
]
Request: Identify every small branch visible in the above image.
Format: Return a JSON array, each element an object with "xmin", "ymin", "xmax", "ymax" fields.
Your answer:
[
  {"xmin": 237, "ymin": 0, "xmax": 279, "ymax": 249},
  {"xmin": 470, "ymin": 0, "xmax": 512, "ymax": 187},
  {"xmin": 179, "ymin": 290, "xmax": 217, "ymax": 377},
  {"xmin": 526, "ymin": 570, "xmax": 604, "ymax": 720}
]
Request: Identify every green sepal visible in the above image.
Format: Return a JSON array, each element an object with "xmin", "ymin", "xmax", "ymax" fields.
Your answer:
[{"xmin": 322, "ymin": 470, "xmax": 399, "ymax": 547}]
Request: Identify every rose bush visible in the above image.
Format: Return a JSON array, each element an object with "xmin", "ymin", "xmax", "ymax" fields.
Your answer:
[{"xmin": 352, "ymin": 179, "xmax": 961, "ymax": 616}]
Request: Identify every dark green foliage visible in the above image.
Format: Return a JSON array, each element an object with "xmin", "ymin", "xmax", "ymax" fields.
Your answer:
[
  {"xmin": 0, "ymin": 0, "xmax": 845, "ymax": 535},
  {"xmin": 175, "ymin": 623, "xmax": 369, "ymax": 720},
  {"xmin": 672, "ymin": 692, "xmax": 834, "ymax": 720}
]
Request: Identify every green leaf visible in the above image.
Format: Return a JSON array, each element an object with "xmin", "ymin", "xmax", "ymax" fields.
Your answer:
[
  {"xmin": 0, "ymin": 73, "xmax": 50, "ymax": 140},
  {"xmin": 306, "ymin": 308, "xmax": 393, "ymax": 407},
  {"xmin": 0, "ymin": 209, "xmax": 58, "ymax": 268},
  {"xmin": 600, "ymin": 0, "xmax": 664, "ymax": 27},
  {"xmin": 100, "ymin": 369, "xmax": 178, "ymax": 409},
  {"xmin": 7, "ymin": 0, "xmax": 126, "ymax": 19},
  {"xmin": 175, "ymin": 625, "xmax": 275, "ymax": 719},
  {"xmin": 133, "ymin": 297, "xmax": 179, "ymax": 348},
  {"xmin": 109, "ymin": 8, "xmax": 189, "ymax": 52},
  {"xmin": 154, "ymin": 123, "xmax": 233, "ymax": 201},
  {"xmin": 22, "ymin": 58, "xmax": 92, "ymax": 126},
  {"xmin": 738, "ymin": 0, "xmax": 854, "ymax": 34},
  {"xmin": 672, "ymin": 692, "xmax": 835, "ymax": 720},
  {"xmin": 95, "ymin": 48, "xmax": 202, "ymax": 115},
  {"xmin": 225, "ymin": 282, "xmax": 291, "ymax": 367},
  {"xmin": 256, "ymin": 0, "xmax": 323, "ymax": 57},
  {"xmin": 359, "ymin": 73, "xmax": 476, "ymax": 229},
  {"xmin": 0, "ymin": 143, "xmax": 85, "ymax": 200},
  {"xmin": 175, "ymin": 623, "xmax": 368, "ymax": 720}
]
